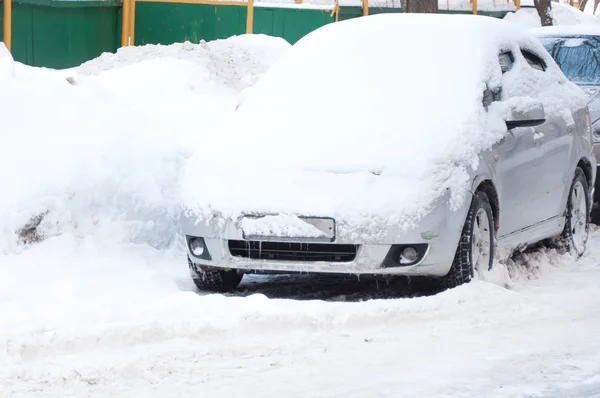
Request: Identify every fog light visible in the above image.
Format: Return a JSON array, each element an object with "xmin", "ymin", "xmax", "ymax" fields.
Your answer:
[
  {"xmin": 190, "ymin": 238, "xmax": 205, "ymax": 257},
  {"xmin": 400, "ymin": 246, "xmax": 418, "ymax": 264}
]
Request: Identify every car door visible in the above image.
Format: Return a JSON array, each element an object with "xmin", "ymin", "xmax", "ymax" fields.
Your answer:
[
  {"xmin": 519, "ymin": 49, "xmax": 574, "ymax": 222},
  {"xmin": 491, "ymin": 51, "xmax": 552, "ymax": 238}
]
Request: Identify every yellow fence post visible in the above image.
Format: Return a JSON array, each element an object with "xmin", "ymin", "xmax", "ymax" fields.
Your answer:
[
  {"xmin": 3, "ymin": 0, "xmax": 11, "ymax": 51},
  {"xmin": 121, "ymin": 0, "xmax": 131, "ymax": 46},
  {"xmin": 129, "ymin": 0, "xmax": 136, "ymax": 45},
  {"xmin": 246, "ymin": 0, "xmax": 254, "ymax": 33},
  {"xmin": 472, "ymin": 0, "xmax": 477, "ymax": 14},
  {"xmin": 362, "ymin": 0, "xmax": 368, "ymax": 15}
]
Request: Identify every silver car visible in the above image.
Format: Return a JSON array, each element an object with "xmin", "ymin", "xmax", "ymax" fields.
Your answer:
[
  {"xmin": 182, "ymin": 14, "xmax": 596, "ymax": 292},
  {"xmin": 532, "ymin": 26, "xmax": 600, "ymax": 203}
]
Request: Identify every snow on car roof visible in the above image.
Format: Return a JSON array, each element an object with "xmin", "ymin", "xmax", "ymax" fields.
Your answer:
[
  {"xmin": 182, "ymin": 13, "xmax": 587, "ymax": 231},
  {"xmin": 531, "ymin": 24, "xmax": 600, "ymax": 36}
]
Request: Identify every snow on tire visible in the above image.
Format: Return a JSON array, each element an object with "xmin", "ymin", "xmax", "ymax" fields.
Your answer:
[
  {"xmin": 552, "ymin": 167, "xmax": 590, "ymax": 257},
  {"xmin": 188, "ymin": 256, "xmax": 243, "ymax": 292},
  {"xmin": 442, "ymin": 190, "xmax": 495, "ymax": 289}
]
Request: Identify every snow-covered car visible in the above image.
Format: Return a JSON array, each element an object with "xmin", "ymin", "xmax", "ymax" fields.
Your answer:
[
  {"xmin": 532, "ymin": 25, "xmax": 600, "ymax": 203},
  {"xmin": 181, "ymin": 14, "xmax": 595, "ymax": 292}
]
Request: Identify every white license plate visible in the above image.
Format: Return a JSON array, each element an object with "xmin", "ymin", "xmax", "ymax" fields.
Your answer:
[{"xmin": 240, "ymin": 215, "xmax": 335, "ymax": 242}]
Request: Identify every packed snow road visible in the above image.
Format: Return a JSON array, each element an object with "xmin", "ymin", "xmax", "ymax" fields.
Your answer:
[
  {"xmin": 2, "ymin": 231, "xmax": 600, "ymax": 397},
  {"xmin": 2, "ymin": 28, "xmax": 600, "ymax": 397}
]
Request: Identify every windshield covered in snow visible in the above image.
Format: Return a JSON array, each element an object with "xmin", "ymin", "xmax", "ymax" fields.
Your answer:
[{"xmin": 539, "ymin": 35, "xmax": 600, "ymax": 85}]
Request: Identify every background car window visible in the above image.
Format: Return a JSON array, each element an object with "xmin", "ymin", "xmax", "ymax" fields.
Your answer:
[
  {"xmin": 498, "ymin": 52, "xmax": 514, "ymax": 73},
  {"xmin": 521, "ymin": 50, "xmax": 546, "ymax": 71},
  {"xmin": 539, "ymin": 35, "xmax": 600, "ymax": 84}
]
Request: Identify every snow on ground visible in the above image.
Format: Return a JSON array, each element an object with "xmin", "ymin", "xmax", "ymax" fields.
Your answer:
[
  {"xmin": 2, "ymin": 232, "xmax": 600, "ymax": 397},
  {"xmin": 505, "ymin": 1, "xmax": 600, "ymax": 28},
  {"xmin": 2, "ymin": 27, "xmax": 600, "ymax": 398}
]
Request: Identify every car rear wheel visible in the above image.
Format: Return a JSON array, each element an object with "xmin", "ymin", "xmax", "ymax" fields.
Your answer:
[
  {"xmin": 188, "ymin": 256, "xmax": 243, "ymax": 292},
  {"xmin": 552, "ymin": 167, "xmax": 590, "ymax": 257},
  {"xmin": 442, "ymin": 190, "xmax": 495, "ymax": 289}
]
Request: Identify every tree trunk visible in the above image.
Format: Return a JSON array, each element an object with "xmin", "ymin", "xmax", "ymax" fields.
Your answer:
[
  {"xmin": 534, "ymin": 0, "xmax": 553, "ymax": 26},
  {"xmin": 580, "ymin": 0, "xmax": 589, "ymax": 11},
  {"xmin": 403, "ymin": 0, "xmax": 438, "ymax": 13},
  {"xmin": 594, "ymin": 0, "xmax": 600, "ymax": 13}
]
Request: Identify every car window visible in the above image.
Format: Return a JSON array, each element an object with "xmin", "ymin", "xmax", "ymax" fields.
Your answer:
[
  {"xmin": 521, "ymin": 49, "xmax": 546, "ymax": 71},
  {"xmin": 538, "ymin": 35, "xmax": 600, "ymax": 84},
  {"xmin": 498, "ymin": 51, "xmax": 514, "ymax": 73}
]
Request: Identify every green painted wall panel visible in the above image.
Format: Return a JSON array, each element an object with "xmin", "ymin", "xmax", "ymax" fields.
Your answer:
[
  {"xmin": 134, "ymin": 2, "xmax": 246, "ymax": 45},
  {"xmin": 253, "ymin": 6, "xmax": 334, "ymax": 44},
  {"xmin": 0, "ymin": 4, "xmax": 35, "ymax": 64},
  {"xmin": 30, "ymin": 5, "xmax": 118, "ymax": 67},
  {"xmin": 338, "ymin": 6, "xmax": 400, "ymax": 21},
  {"xmin": 0, "ymin": 1, "xmax": 118, "ymax": 68},
  {"xmin": 0, "ymin": 0, "xmax": 512, "ymax": 69}
]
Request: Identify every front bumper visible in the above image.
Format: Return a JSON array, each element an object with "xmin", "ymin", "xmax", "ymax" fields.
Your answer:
[
  {"xmin": 187, "ymin": 237, "xmax": 443, "ymax": 276},
  {"xmin": 182, "ymin": 196, "xmax": 470, "ymax": 277}
]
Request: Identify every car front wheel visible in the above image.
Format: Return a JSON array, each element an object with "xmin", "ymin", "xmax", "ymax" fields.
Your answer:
[
  {"xmin": 442, "ymin": 190, "xmax": 495, "ymax": 289},
  {"xmin": 552, "ymin": 167, "xmax": 590, "ymax": 257},
  {"xmin": 188, "ymin": 256, "xmax": 243, "ymax": 292}
]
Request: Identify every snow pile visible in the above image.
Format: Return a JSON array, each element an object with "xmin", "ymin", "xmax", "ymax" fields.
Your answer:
[
  {"xmin": 2, "ymin": 232, "xmax": 600, "ymax": 397},
  {"xmin": 0, "ymin": 43, "xmax": 14, "ymax": 78},
  {"xmin": 77, "ymin": 35, "xmax": 291, "ymax": 92},
  {"xmin": 0, "ymin": 34, "xmax": 290, "ymax": 254},
  {"xmin": 504, "ymin": 2, "xmax": 600, "ymax": 28},
  {"xmin": 182, "ymin": 14, "xmax": 587, "ymax": 234}
]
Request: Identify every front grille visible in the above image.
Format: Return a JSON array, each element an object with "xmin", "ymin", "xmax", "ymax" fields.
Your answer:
[{"xmin": 228, "ymin": 240, "xmax": 358, "ymax": 262}]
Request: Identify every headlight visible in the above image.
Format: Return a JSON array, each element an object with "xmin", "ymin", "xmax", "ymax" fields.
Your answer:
[{"xmin": 593, "ymin": 120, "xmax": 600, "ymax": 143}]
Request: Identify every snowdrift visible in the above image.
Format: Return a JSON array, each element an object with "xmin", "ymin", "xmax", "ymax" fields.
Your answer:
[
  {"xmin": 0, "ymin": 35, "xmax": 290, "ymax": 254},
  {"xmin": 504, "ymin": 2, "xmax": 600, "ymax": 28}
]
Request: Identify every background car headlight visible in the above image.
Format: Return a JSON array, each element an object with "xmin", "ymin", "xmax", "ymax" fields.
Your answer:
[{"xmin": 593, "ymin": 120, "xmax": 600, "ymax": 143}]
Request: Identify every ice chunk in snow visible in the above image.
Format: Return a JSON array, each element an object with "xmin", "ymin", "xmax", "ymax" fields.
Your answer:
[{"xmin": 240, "ymin": 214, "xmax": 329, "ymax": 238}]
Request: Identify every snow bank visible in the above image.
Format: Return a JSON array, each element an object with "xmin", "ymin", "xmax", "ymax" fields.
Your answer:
[
  {"xmin": 0, "ymin": 35, "xmax": 290, "ymax": 254},
  {"xmin": 504, "ymin": 2, "xmax": 600, "ymax": 28},
  {"xmin": 182, "ymin": 14, "xmax": 587, "ymax": 233},
  {"xmin": 0, "ymin": 43, "xmax": 14, "ymax": 78},
  {"xmin": 3, "ymin": 231, "xmax": 600, "ymax": 397},
  {"xmin": 77, "ymin": 35, "xmax": 291, "ymax": 92}
]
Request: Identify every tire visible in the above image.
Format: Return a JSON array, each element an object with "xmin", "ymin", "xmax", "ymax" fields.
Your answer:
[
  {"xmin": 188, "ymin": 256, "xmax": 243, "ymax": 292},
  {"xmin": 442, "ymin": 190, "xmax": 495, "ymax": 289},
  {"xmin": 551, "ymin": 167, "xmax": 590, "ymax": 257}
]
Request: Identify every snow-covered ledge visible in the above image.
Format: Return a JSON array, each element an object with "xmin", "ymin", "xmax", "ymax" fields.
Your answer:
[
  {"xmin": 255, "ymin": 0, "xmax": 336, "ymax": 10},
  {"xmin": 255, "ymin": 0, "xmax": 519, "ymax": 10}
]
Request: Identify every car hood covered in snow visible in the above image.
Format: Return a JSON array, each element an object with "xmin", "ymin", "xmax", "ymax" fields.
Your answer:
[{"xmin": 182, "ymin": 13, "xmax": 585, "ymax": 231}]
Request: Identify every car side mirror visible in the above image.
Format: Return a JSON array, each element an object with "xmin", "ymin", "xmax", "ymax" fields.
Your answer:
[{"xmin": 505, "ymin": 98, "xmax": 546, "ymax": 130}]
